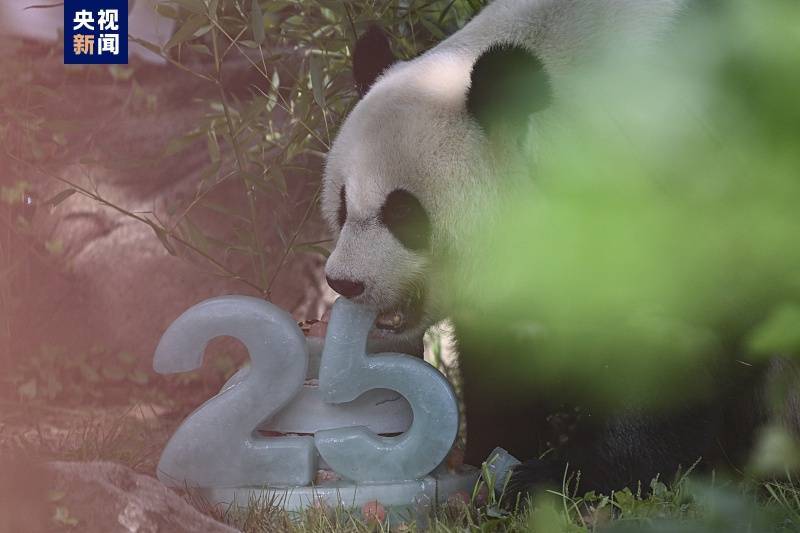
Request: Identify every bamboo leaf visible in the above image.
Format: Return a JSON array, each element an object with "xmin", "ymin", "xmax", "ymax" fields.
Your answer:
[
  {"xmin": 207, "ymin": 130, "xmax": 221, "ymax": 162},
  {"xmin": 182, "ymin": 216, "xmax": 211, "ymax": 255},
  {"xmin": 167, "ymin": 0, "xmax": 205, "ymax": 14},
  {"xmin": 251, "ymin": 0, "xmax": 266, "ymax": 45},
  {"xmin": 420, "ymin": 17, "xmax": 447, "ymax": 39},
  {"xmin": 164, "ymin": 14, "xmax": 207, "ymax": 50},
  {"xmin": 23, "ymin": 2, "xmax": 63, "ymax": 10},
  {"xmin": 129, "ymin": 36, "xmax": 163, "ymax": 56},
  {"xmin": 197, "ymin": 160, "xmax": 222, "ymax": 183},
  {"xmin": 293, "ymin": 243, "xmax": 330, "ymax": 258},
  {"xmin": 207, "ymin": 0, "xmax": 219, "ymax": 21},
  {"xmin": 46, "ymin": 189, "xmax": 76, "ymax": 208},
  {"xmin": 164, "ymin": 131, "xmax": 204, "ymax": 156},
  {"xmin": 200, "ymin": 200, "xmax": 250, "ymax": 222},
  {"xmin": 309, "ymin": 54, "xmax": 326, "ymax": 107},
  {"xmin": 152, "ymin": 226, "xmax": 177, "ymax": 256},
  {"xmin": 154, "ymin": 4, "xmax": 179, "ymax": 18},
  {"xmin": 270, "ymin": 167, "xmax": 287, "ymax": 194}
]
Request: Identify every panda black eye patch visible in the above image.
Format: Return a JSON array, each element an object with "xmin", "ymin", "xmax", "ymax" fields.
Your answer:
[
  {"xmin": 337, "ymin": 186, "xmax": 347, "ymax": 228},
  {"xmin": 379, "ymin": 189, "xmax": 431, "ymax": 251}
]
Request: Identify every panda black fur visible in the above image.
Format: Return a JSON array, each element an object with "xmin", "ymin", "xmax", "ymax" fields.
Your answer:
[{"xmin": 321, "ymin": 0, "xmax": 774, "ymax": 495}]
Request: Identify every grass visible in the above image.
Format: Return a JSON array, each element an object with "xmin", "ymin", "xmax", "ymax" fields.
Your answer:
[
  {"xmin": 0, "ymin": 402, "xmax": 170, "ymax": 474},
  {"xmin": 179, "ymin": 462, "xmax": 800, "ymax": 532}
]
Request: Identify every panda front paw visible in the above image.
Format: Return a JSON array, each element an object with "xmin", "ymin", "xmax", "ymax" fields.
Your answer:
[{"xmin": 501, "ymin": 457, "xmax": 567, "ymax": 503}]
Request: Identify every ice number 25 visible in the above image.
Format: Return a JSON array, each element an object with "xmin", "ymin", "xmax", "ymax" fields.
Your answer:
[{"xmin": 153, "ymin": 295, "xmax": 459, "ymax": 487}]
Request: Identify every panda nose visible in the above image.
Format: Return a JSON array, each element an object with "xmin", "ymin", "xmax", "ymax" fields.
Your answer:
[{"xmin": 326, "ymin": 276, "xmax": 365, "ymax": 298}]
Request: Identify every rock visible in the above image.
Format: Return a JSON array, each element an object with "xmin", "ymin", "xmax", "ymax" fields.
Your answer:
[{"xmin": 46, "ymin": 461, "xmax": 238, "ymax": 533}]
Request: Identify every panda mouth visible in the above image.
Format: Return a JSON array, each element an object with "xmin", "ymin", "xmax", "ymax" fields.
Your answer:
[{"xmin": 374, "ymin": 288, "xmax": 425, "ymax": 334}]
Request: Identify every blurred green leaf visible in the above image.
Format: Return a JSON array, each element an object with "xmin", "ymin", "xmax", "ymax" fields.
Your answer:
[
  {"xmin": 102, "ymin": 363, "xmax": 127, "ymax": 382},
  {"xmin": 17, "ymin": 378, "xmax": 37, "ymax": 400},
  {"xmin": 450, "ymin": 1, "xmax": 800, "ymax": 406},
  {"xmin": 164, "ymin": 131, "xmax": 203, "ymax": 156},
  {"xmin": 44, "ymin": 239, "xmax": 64, "ymax": 255},
  {"xmin": 128, "ymin": 370, "xmax": 150, "ymax": 386},
  {"xmin": 79, "ymin": 364, "xmax": 101, "ymax": 383},
  {"xmin": 206, "ymin": 129, "xmax": 221, "ymax": 162},
  {"xmin": 52, "ymin": 506, "xmax": 79, "ymax": 527},
  {"xmin": 47, "ymin": 491, "xmax": 66, "ymax": 503},
  {"xmin": 117, "ymin": 351, "xmax": 137, "ymax": 366},
  {"xmin": 51, "ymin": 132, "xmax": 67, "ymax": 146},
  {"xmin": 748, "ymin": 304, "xmax": 800, "ymax": 357},
  {"xmin": 749, "ymin": 423, "xmax": 800, "ymax": 476},
  {"xmin": 0, "ymin": 181, "xmax": 30, "ymax": 205},
  {"xmin": 108, "ymin": 65, "xmax": 135, "ymax": 81}
]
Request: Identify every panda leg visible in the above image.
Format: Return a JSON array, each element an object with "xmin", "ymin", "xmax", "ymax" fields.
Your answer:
[
  {"xmin": 459, "ymin": 344, "xmax": 544, "ymax": 466},
  {"xmin": 509, "ymin": 405, "xmax": 727, "ymax": 496}
]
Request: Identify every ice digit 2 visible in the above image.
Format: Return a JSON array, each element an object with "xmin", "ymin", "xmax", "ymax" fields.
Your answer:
[{"xmin": 153, "ymin": 296, "xmax": 315, "ymax": 488}]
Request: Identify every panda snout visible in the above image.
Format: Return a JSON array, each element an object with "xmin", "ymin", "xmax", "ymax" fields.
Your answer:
[{"xmin": 326, "ymin": 275, "xmax": 366, "ymax": 298}]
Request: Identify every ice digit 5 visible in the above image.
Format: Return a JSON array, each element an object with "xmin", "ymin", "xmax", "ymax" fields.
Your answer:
[
  {"xmin": 153, "ymin": 296, "xmax": 315, "ymax": 488},
  {"xmin": 315, "ymin": 298, "xmax": 459, "ymax": 482}
]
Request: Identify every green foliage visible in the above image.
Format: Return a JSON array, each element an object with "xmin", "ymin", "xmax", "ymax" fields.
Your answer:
[
  {"xmin": 185, "ymin": 470, "xmax": 800, "ymax": 532},
  {"xmin": 450, "ymin": 0, "xmax": 800, "ymax": 407},
  {"xmin": 749, "ymin": 305, "xmax": 800, "ymax": 359}
]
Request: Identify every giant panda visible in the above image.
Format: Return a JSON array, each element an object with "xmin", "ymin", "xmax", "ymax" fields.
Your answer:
[{"xmin": 319, "ymin": 0, "xmax": 769, "ymax": 495}]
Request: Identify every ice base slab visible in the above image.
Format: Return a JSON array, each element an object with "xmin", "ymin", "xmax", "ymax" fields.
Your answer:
[{"xmin": 198, "ymin": 466, "xmax": 480, "ymax": 522}]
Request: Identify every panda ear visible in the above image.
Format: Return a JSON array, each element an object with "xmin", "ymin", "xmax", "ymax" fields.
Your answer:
[
  {"xmin": 352, "ymin": 26, "xmax": 396, "ymax": 97},
  {"xmin": 466, "ymin": 44, "xmax": 552, "ymax": 134}
]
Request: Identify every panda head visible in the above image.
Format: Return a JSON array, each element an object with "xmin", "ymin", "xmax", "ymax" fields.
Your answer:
[{"xmin": 322, "ymin": 27, "xmax": 551, "ymax": 343}]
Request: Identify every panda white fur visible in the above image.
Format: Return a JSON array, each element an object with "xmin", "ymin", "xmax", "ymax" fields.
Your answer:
[
  {"xmin": 322, "ymin": 0, "xmax": 683, "ymax": 344},
  {"xmin": 319, "ymin": 0, "xmax": 768, "ymax": 494}
]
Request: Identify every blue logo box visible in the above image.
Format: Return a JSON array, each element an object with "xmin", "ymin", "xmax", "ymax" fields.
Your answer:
[{"xmin": 64, "ymin": 0, "xmax": 129, "ymax": 64}]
